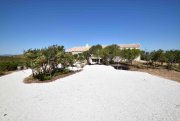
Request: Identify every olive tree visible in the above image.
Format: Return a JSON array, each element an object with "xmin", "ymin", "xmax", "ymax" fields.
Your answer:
[
  {"xmin": 101, "ymin": 44, "xmax": 120, "ymax": 64},
  {"xmin": 24, "ymin": 45, "xmax": 71, "ymax": 80},
  {"xmin": 120, "ymin": 49, "xmax": 140, "ymax": 64}
]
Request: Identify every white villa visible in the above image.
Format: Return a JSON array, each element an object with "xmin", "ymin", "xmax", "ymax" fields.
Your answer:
[
  {"xmin": 66, "ymin": 44, "xmax": 91, "ymax": 55},
  {"xmin": 66, "ymin": 44, "xmax": 141, "ymax": 64}
]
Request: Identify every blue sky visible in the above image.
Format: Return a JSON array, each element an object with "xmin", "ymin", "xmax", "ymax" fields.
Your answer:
[{"xmin": 0, "ymin": 0, "xmax": 180, "ymax": 54}]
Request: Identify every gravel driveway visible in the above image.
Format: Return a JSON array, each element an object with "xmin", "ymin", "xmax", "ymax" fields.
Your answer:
[{"xmin": 0, "ymin": 65, "xmax": 180, "ymax": 121}]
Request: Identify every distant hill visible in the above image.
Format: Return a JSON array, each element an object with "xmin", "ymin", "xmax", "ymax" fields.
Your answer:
[
  {"xmin": 0, "ymin": 54, "xmax": 23, "ymax": 57},
  {"xmin": 0, "ymin": 54, "xmax": 15, "ymax": 56}
]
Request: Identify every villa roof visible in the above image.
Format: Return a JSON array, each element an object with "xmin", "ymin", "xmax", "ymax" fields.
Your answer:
[
  {"xmin": 118, "ymin": 44, "xmax": 140, "ymax": 49},
  {"xmin": 66, "ymin": 46, "xmax": 91, "ymax": 52},
  {"xmin": 66, "ymin": 44, "xmax": 140, "ymax": 52}
]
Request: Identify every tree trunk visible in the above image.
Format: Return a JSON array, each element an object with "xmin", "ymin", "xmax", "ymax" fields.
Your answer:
[
  {"xmin": 32, "ymin": 69, "xmax": 35, "ymax": 77},
  {"xmin": 130, "ymin": 60, "xmax": 133, "ymax": 65}
]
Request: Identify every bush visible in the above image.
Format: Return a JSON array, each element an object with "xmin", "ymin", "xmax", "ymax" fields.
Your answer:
[
  {"xmin": 43, "ymin": 75, "xmax": 52, "ymax": 80},
  {"xmin": 34, "ymin": 74, "xmax": 52, "ymax": 81},
  {"xmin": 62, "ymin": 69, "xmax": 71, "ymax": 74},
  {"xmin": 0, "ymin": 71, "xmax": 5, "ymax": 76},
  {"xmin": 0, "ymin": 62, "xmax": 18, "ymax": 71},
  {"xmin": 166, "ymin": 64, "xmax": 172, "ymax": 70},
  {"xmin": 0, "ymin": 55, "xmax": 26, "ymax": 71},
  {"xmin": 32, "ymin": 68, "xmax": 72, "ymax": 81},
  {"xmin": 0, "ymin": 55, "xmax": 26, "ymax": 72}
]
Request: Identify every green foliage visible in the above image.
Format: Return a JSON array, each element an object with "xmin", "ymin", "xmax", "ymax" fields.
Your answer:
[
  {"xmin": 74, "ymin": 53, "xmax": 85, "ymax": 61},
  {"xmin": 165, "ymin": 50, "xmax": 175, "ymax": 64},
  {"xmin": 166, "ymin": 63, "xmax": 172, "ymax": 70},
  {"xmin": 130, "ymin": 49, "xmax": 141, "ymax": 60},
  {"xmin": 174, "ymin": 50, "xmax": 180, "ymax": 63},
  {"xmin": 151, "ymin": 49, "xmax": 166, "ymax": 65},
  {"xmin": 89, "ymin": 44, "xmax": 102, "ymax": 55},
  {"xmin": 119, "ymin": 49, "xmax": 129, "ymax": 60},
  {"xmin": 0, "ymin": 56, "xmax": 26, "ymax": 72},
  {"xmin": 82, "ymin": 51, "xmax": 90, "ymax": 59},
  {"xmin": 141, "ymin": 49, "xmax": 180, "ymax": 69},
  {"xmin": 24, "ymin": 45, "xmax": 74, "ymax": 81},
  {"xmin": 103, "ymin": 44, "xmax": 120, "ymax": 57},
  {"xmin": 120, "ymin": 49, "xmax": 140, "ymax": 64},
  {"xmin": 0, "ymin": 70, "xmax": 5, "ymax": 75},
  {"xmin": 140, "ymin": 51, "xmax": 151, "ymax": 61},
  {"xmin": 61, "ymin": 53, "xmax": 74, "ymax": 67},
  {"xmin": 34, "ymin": 73, "xmax": 52, "ymax": 81},
  {"xmin": 88, "ymin": 44, "xmax": 140, "ymax": 65},
  {"xmin": 140, "ymin": 50, "xmax": 145, "ymax": 60},
  {"xmin": 101, "ymin": 44, "xmax": 120, "ymax": 64},
  {"xmin": 62, "ymin": 68, "xmax": 71, "ymax": 74}
]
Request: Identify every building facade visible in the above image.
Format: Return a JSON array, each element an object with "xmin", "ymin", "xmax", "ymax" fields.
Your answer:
[{"xmin": 66, "ymin": 44, "xmax": 141, "ymax": 63}]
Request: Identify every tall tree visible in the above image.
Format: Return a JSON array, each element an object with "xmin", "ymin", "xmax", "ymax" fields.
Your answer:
[
  {"xmin": 101, "ymin": 44, "xmax": 120, "ymax": 64},
  {"xmin": 152, "ymin": 49, "xmax": 166, "ymax": 65},
  {"xmin": 120, "ymin": 49, "xmax": 140, "ymax": 64},
  {"xmin": 24, "ymin": 45, "xmax": 68, "ymax": 80},
  {"xmin": 89, "ymin": 44, "xmax": 103, "ymax": 57}
]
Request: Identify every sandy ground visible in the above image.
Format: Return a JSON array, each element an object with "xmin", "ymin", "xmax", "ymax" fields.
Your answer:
[
  {"xmin": 130, "ymin": 67, "xmax": 180, "ymax": 82},
  {"xmin": 0, "ymin": 65, "xmax": 180, "ymax": 121}
]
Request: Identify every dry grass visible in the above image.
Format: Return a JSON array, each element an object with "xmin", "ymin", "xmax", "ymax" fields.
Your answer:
[{"xmin": 130, "ymin": 62, "xmax": 180, "ymax": 83}]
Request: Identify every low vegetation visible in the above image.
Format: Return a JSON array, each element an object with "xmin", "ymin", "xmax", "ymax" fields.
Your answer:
[
  {"xmin": 128, "ymin": 61, "xmax": 180, "ymax": 82},
  {"xmin": 81, "ymin": 44, "xmax": 141, "ymax": 65},
  {"xmin": 0, "ymin": 44, "xmax": 179, "ymax": 82},
  {"xmin": 85, "ymin": 44, "xmax": 179, "ymax": 70},
  {"xmin": 140, "ymin": 49, "xmax": 180, "ymax": 70},
  {"xmin": 79, "ymin": 44, "xmax": 180, "ymax": 82},
  {"xmin": 23, "ymin": 45, "xmax": 75, "ymax": 81},
  {"xmin": 24, "ymin": 69, "xmax": 77, "ymax": 83},
  {"xmin": 0, "ymin": 56, "xmax": 27, "ymax": 75}
]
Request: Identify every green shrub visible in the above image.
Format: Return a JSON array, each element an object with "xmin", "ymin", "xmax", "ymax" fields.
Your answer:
[
  {"xmin": 62, "ymin": 69, "xmax": 71, "ymax": 74},
  {"xmin": 166, "ymin": 64, "xmax": 172, "ymax": 70},
  {"xmin": 43, "ymin": 75, "xmax": 51, "ymax": 80},
  {"xmin": 0, "ymin": 71, "xmax": 5, "ymax": 76},
  {"xmin": 34, "ymin": 74, "xmax": 52, "ymax": 81},
  {"xmin": 0, "ymin": 62, "xmax": 18, "ymax": 71},
  {"xmin": 32, "ymin": 68, "xmax": 72, "ymax": 81},
  {"xmin": 0, "ymin": 56, "xmax": 27, "ymax": 72}
]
